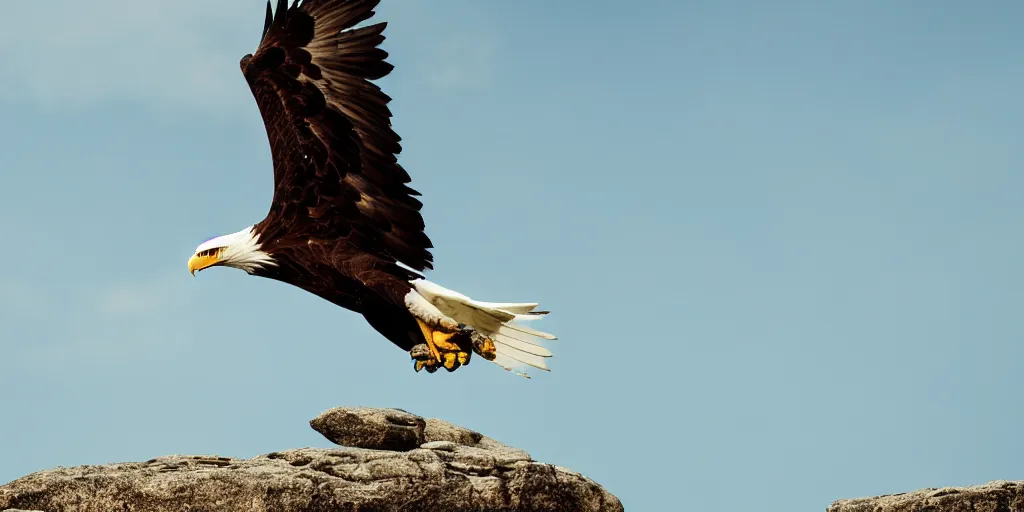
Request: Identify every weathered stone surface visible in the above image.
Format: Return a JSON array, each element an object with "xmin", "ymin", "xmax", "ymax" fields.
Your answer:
[
  {"xmin": 424, "ymin": 417, "xmax": 483, "ymax": 446},
  {"xmin": 0, "ymin": 407, "xmax": 622, "ymax": 512},
  {"xmin": 310, "ymin": 406, "xmax": 426, "ymax": 451},
  {"xmin": 829, "ymin": 480, "xmax": 1024, "ymax": 512}
]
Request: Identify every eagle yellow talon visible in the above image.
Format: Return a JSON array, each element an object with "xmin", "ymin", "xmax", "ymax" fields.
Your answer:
[
  {"xmin": 413, "ymin": 319, "xmax": 475, "ymax": 374},
  {"xmin": 431, "ymin": 329, "xmax": 462, "ymax": 352},
  {"xmin": 442, "ymin": 352, "xmax": 460, "ymax": 371}
]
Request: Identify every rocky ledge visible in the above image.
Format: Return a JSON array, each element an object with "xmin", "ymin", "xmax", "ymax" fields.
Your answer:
[
  {"xmin": 829, "ymin": 480, "xmax": 1024, "ymax": 512},
  {"xmin": 0, "ymin": 407, "xmax": 622, "ymax": 512}
]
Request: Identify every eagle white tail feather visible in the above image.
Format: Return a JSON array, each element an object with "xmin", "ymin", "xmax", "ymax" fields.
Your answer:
[
  {"xmin": 492, "ymin": 334, "xmax": 553, "ymax": 359},
  {"xmin": 410, "ymin": 279, "xmax": 555, "ymax": 377},
  {"xmin": 499, "ymin": 321, "xmax": 558, "ymax": 340},
  {"xmin": 472, "ymin": 301, "xmax": 541, "ymax": 314}
]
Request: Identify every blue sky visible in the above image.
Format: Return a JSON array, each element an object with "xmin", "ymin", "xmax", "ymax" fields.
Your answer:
[{"xmin": 1, "ymin": 1, "xmax": 1022, "ymax": 510}]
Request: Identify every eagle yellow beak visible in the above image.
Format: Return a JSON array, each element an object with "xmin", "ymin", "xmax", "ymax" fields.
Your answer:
[{"xmin": 188, "ymin": 252, "xmax": 221, "ymax": 276}]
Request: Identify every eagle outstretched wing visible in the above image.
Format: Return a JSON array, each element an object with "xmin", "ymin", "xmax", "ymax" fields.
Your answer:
[{"xmin": 242, "ymin": 0, "xmax": 433, "ymax": 272}]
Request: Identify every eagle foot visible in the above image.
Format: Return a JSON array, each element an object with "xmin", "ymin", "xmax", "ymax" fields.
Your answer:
[
  {"xmin": 412, "ymin": 320, "xmax": 474, "ymax": 373},
  {"xmin": 467, "ymin": 328, "xmax": 498, "ymax": 361},
  {"xmin": 410, "ymin": 343, "xmax": 432, "ymax": 361},
  {"xmin": 413, "ymin": 358, "xmax": 440, "ymax": 373},
  {"xmin": 410, "ymin": 345, "xmax": 440, "ymax": 373},
  {"xmin": 410, "ymin": 344, "xmax": 469, "ymax": 373}
]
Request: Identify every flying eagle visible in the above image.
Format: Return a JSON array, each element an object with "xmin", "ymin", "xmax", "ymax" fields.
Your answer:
[{"xmin": 186, "ymin": 0, "xmax": 554, "ymax": 377}]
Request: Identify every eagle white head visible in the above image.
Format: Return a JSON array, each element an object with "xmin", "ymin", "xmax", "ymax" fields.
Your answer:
[{"xmin": 187, "ymin": 226, "xmax": 277, "ymax": 276}]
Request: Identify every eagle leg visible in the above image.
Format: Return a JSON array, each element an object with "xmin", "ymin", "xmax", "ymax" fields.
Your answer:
[
  {"xmin": 413, "ymin": 319, "xmax": 473, "ymax": 373},
  {"xmin": 414, "ymin": 319, "xmax": 443, "ymax": 362}
]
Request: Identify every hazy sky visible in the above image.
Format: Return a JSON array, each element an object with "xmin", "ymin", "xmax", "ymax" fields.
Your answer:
[{"xmin": 1, "ymin": 1, "xmax": 1023, "ymax": 510}]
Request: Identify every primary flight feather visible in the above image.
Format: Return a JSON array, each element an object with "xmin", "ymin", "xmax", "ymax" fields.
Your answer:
[{"xmin": 187, "ymin": 0, "xmax": 555, "ymax": 377}]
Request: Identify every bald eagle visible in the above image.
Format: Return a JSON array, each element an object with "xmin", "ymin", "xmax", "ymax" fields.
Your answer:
[{"xmin": 186, "ymin": 0, "xmax": 554, "ymax": 377}]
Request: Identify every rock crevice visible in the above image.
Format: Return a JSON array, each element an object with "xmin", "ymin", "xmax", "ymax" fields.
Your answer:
[{"xmin": 0, "ymin": 407, "xmax": 622, "ymax": 512}]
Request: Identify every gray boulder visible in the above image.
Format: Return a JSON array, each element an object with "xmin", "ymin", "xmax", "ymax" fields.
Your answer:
[
  {"xmin": 829, "ymin": 480, "xmax": 1024, "ymax": 512},
  {"xmin": 0, "ymin": 407, "xmax": 622, "ymax": 512}
]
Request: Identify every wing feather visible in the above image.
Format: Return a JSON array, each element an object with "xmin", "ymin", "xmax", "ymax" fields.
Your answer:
[{"xmin": 243, "ymin": 0, "xmax": 433, "ymax": 272}]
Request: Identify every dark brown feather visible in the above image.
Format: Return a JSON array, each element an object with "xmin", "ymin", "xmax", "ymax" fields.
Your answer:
[
  {"xmin": 243, "ymin": 0, "xmax": 433, "ymax": 275},
  {"xmin": 238, "ymin": 0, "xmax": 436, "ymax": 352}
]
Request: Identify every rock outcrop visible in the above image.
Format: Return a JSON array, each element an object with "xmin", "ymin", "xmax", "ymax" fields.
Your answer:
[
  {"xmin": 829, "ymin": 480, "xmax": 1024, "ymax": 512},
  {"xmin": 0, "ymin": 407, "xmax": 622, "ymax": 512}
]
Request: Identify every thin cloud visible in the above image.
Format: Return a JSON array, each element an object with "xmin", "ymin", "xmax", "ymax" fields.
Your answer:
[
  {"xmin": 0, "ymin": 0, "xmax": 258, "ymax": 110},
  {"xmin": 91, "ymin": 273, "xmax": 187, "ymax": 318},
  {"xmin": 0, "ymin": 0, "xmax": 503, "ymax": 109},
  {"xmin": 17, "ymin": 270, "xmax": 197, "ymax": 368}
]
